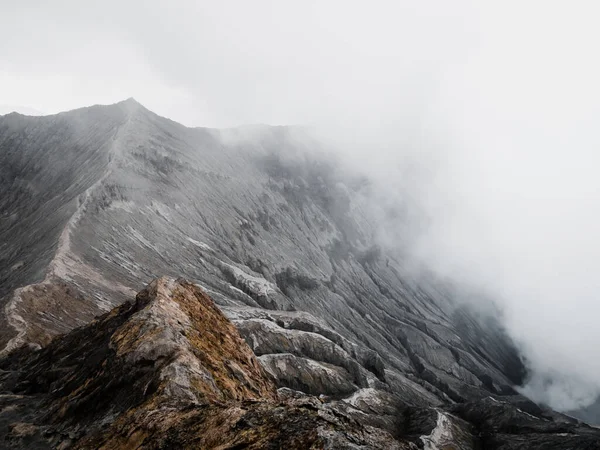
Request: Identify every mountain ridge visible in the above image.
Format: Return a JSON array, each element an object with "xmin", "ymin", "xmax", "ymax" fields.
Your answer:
[
  {"xmin": 0, "ymin": 98, "xmax": 530, "ymax": 388},
  {"xmin": 1, "ymin": 100, "xmax": 598, "ymax": 447}
]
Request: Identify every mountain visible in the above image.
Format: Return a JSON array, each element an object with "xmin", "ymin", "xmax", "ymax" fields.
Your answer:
[
  {"xmin": 0, "ymin": 100, "xmax": 599, "ymax": 448},
  {"xmin": 0, "ymin": 105, "xmax": 44, "ymax": 117}
]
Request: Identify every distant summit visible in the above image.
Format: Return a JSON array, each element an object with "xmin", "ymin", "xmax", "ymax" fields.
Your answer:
[{"xmin": 0, "ymin": 104, "xmax": 45, "ymax": 116}]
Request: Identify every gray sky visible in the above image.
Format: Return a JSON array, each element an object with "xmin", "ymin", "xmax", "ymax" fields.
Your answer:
[
  {"xmin": 2, "ymin": 0, "xmax": 479, "ymax": 126},
  {"xmin": 3, "ymin": 0, "xmax": 600, "ymax": 411}
]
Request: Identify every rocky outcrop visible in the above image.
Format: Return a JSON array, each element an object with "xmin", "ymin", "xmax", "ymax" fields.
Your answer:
[
  {"xmin": 0, "ymin": 278, "xmax": 405, "ymax": 449},
  {"xmin": 258, "ymin": 353, "xmax": 358, "ymax": 397},
  {"xmin": 2, "ymin": 277, "xmax": 599, "ymax": 449},
  {"xmin": 451, "ymin": 397, "xmax": 600, "ymax": 449}
]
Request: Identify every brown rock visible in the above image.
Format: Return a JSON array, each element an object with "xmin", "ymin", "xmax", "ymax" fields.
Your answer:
[{"xmin": 0, "ymin": 278, "xmax": 404, "ymax": 449}]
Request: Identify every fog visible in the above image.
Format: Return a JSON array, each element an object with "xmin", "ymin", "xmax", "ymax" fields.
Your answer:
[{"xmin": 3, "ymin": 1, "xmax": 600, "ymax": 411}]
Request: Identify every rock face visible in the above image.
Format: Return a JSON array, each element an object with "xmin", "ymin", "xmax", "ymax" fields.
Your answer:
[
  {"xmin": 0, "ymin": 278, "xmax": 404, "ymax": 449},
  {"xmin": 1, "ymin": 100, "xmax": 599, "ymax": 447},
  {"xmin": 2, "ymin": 278, "xmax": 598, "ymax": 449}
]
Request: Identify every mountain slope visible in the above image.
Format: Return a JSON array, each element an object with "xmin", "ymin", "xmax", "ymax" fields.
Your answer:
[
  {"xmin": 0, "ymin": 99, "xmax": 520, "ymax": 393},
  {"xmin": 2, "ymin": 278, "xmax": 598, "ymax": 449},
  {"xmin": 0, "ymin": 100, "xmax": 596, "ymax": 446},
  {"xmin": 0, "ymin": 278, "xmax": 405, "ymax": 449}
]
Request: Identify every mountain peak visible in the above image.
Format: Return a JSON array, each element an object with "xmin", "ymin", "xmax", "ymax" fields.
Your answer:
[
  {"xmin": 118, "ymin": 96, "xmax": 142, "ymax": 107},
  {"xmin": 114, "ymin": 96, "xmax": 146, "ymax": 114}
]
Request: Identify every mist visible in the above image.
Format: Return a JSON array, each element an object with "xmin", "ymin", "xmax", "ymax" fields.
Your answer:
[{"xmin": 3, "ymin": 0, "xmax": 600, "ymax": 412}]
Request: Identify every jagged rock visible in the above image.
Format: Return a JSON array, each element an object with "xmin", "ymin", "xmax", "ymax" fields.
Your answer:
[
  {"xmin": 223, "ymin": 305, "xmax": 387, "ymax": 381},
  {"xmin": 0, "ymin": 278, "xmax": 405, "ymax": 449},
  {"xmin": 234, "ymin": 317, "xmax": 374, "ymax": 390},
  {"xmin": 259, "ymin": 353, "xmax": 357, "ymax": 396},
  {"xmin": 451, "ymin": 396, "xmax": 600, "ymax": 450}
]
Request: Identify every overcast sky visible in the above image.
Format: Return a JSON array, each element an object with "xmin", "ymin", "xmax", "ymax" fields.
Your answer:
[
  {"xmin": 2, "ymin": 0, "xmax": 484, "ymax": 127},
  {"xmin": 3, "ymin": 1, "xmax": 600, "ymax": 411}
]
